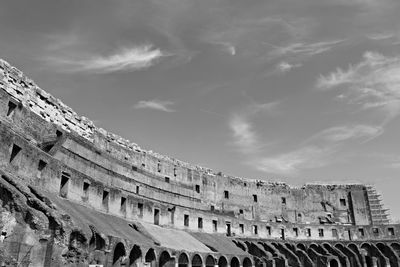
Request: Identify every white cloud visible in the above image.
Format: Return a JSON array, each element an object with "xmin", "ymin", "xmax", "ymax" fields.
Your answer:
[
  {"xmin": 317, "ymin": 51, "xmax": 400, "ymax": 122},
  {"xmin": 366, "ymin": 32, "xmax": 395, "ymax": 41},
  {"xmin": 229, "ymin": 101, "xmax": 279, "ymax": 153},
  {"xmin": 229, "ymin": 115, "xmax": 258, "ymax": 153},
  {"xmin": 134, "ymin": 99, "xmax": 175, "ymax": 112},
  {"xmin": 310, "ymin": 124, "xmax": 384, "ymax": 143},
  {"xmin": 253, "ymin": 146, "xmax": 336, "ymax": 175},
  {"xmin": 269, "ymin": 39, "xmax": 344, "ymax": 58},
  {"xmin": 45, "ymin": 45, "xmax": 166, "ymax": 73},
  {"xmin": 276, "ymin": 61, "xmax": 302, "ymax": 73}
]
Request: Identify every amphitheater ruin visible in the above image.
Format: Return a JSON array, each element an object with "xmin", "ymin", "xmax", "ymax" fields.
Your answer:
[{"xmin": 0, "ymin": 58, "xmax": 399, "ymax": 266}]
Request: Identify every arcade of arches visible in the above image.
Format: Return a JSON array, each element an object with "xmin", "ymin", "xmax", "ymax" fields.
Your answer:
[{"xmin": 104, "ymin": 238, "xmax": 400, "ymax": 267}]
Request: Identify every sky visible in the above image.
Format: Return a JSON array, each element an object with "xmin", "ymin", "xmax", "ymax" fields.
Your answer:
[{"xmin": 1, "ymin": 0, "xmax": 400, "ymax": 220}]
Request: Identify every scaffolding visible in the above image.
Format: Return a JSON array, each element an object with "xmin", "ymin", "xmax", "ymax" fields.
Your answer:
[{"xmin": 366, "ymin": 186, "xmax": 390, "ymax": 225}]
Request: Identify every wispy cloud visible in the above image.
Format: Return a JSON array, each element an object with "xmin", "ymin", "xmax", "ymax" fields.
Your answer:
[
  {"xmin": 309, "ymin": 124, "xmax": 384, "ymax": 143},
  {"xmin": 44, "ymin": 45, "xmax": 166, "ymax": 73},
  {"xmin": 134, "ymin": 99, "xmax": 175, "ymax": 112},
  {"xmin": 252, "ymin": 146, "xmax": 337, "ymax": 175},
  {"xmin": 317, "ymin": 51, "xmax": 400, "ymax": 123},
  {"xmin": 229, "ymin": 114, "xmax": 258, "ymax": 153},
  {"xmin": 229, "ymin": 101, "xmax": 279, "ymax": 153},
  {"xmin": 276, "ymin": 61, "xmax": 302, "ymax": 73},
  {"xmin": 268, "ymin": 39, "xmax": 344, "ymax": 58},
  {"xmin": 366, "ymin": 32, "xmax": 395, "ymax": 41}
]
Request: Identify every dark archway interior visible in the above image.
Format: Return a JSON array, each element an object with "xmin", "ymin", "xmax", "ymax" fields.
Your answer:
[
  {"xmin": 243, "ymin": 257, "xmax": 252, "ymax": 267},
  {"xmin": 206, "ymin": 255, "xmax": 215, "ymax": 267},
  {"xmin": 113, "ymin": 243, "xmax": 126, "ymax": 266},
  {"xmin": 178, "ymin": 253, "xmax": 189, "ymax": 267},
  {"xmin": 329, "ymin": 259, "xmax": 339, "ymax": 267},
  {"xmin": 231, "ymin": 257, "xmax": 240, "ymax": 267},
  {"xmin": 192, "ymin": 254, "xmax": 203, "ymax": 267},
  {"xmin": 159, "ymin": 251, "xmax": 174, "ymax": 267},
  {"xmin": 129, "ymin": 245, "xmax": 142, "ymax": 267},
  {"xmin": 218, "ymin": 256, "xmax": 228, "ymax": 267}
]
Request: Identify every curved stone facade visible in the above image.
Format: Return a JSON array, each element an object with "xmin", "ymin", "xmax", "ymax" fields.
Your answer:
[{"xmin": 0, "ymin": 58, "xmax": 399, "ymax": 266}]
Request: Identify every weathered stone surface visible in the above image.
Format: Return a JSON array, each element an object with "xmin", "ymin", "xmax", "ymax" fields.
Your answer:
[{"xmin": 0, "ymin": 58, "xmax": 399, "ymax": 266}]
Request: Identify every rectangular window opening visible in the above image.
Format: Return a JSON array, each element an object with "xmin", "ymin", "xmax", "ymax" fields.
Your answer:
[
  {"xmin": 121, "ymin": 197, "xmax": 127, "ymax": 211},
  {"xmin": 154, "ymin": 208, "xmax": 160, "ymax": 225},
  {"xmin": 373, "ymin": 228, "xmax": 379, "ymax": 236},
  {"xmin": 210, "ymin": 205, "xmax": 215, "ymax": 211},
  {"xmin": 168, "ymin": 207, "xmax": 175, "ymax": 225},
  {"xmin": 332, "ymin": 229, "xmax": 338, "ymax": 238},
  {"xmin": 253, "ymin": 194, "xmax": 258, "ymax": 203},
  {"xmin": 266, "ymin": 226, "xmax": 271, "ymax": 236},
  {"xmin": 319, "ymin": 229, "xmax": 324, "ymax": 237},
  {"xmin": 132, "ymin": 166, "xmax": 138, "ymax": 172},
  {"xmin": 138, "ymin": 203, "xmax": 144, "ymax": 218},
  {"xmin": 306, "ymin": 228, "xmax": 311, "ymax": 237},
  {"xmin": 59, "ymin": 174, "xmax": 70, "ymax": 198},
  {"xmin": 157, "ymin": 162, "xmax": 161, "ymax": 173},
  {"xmin": 83, "ymin": 182, "xmax": 90, "ymax": 198},
  {"xmin": 239, "ymin": 209, "xmax": 244, "ymax": 214},
  {"xmin": 293, "ymin": 227, "xmax": 299, "ymax": 237},
  {"xmin": 198, "ymin": 217, "xmax": 203, "ymax": 229},
  {"xmin": 102, "ymin": 190, "xmax": 109, "ymax": 206},
  {"xmin": 195, "ymin": 184, "xmax": 200, "ymax": 193},
  {"xmin": 281, "ymin": 197, "xmax": 286, "ymax": 204},
  {"xmin": 184, "ymin": 214, "xmax": 189, "ymax": 227},
  {"xmin": 7, "ymin": 101, "xmax": 17, "ymax": 117},
  {"xmin": 359, "ymin": 228, "xmax": 365, "ymax": 237},
  {"xmin": 212, "ymin": 220, "xmax": 218, "ymax": 232},
  {"xmin": 253, "ymin": 225, "xmax": 258, "ymax": 235},
  {"xmin": 37, "ymin": 160, "xmax": 47, "ymax": 171},
  {"xmin": 239, "ymin": 224, "xmax": 244, "ymax": 234},
  {"xmin": 340, "ymin": 198, "xmax": 347, "ymax": 206},
  {"xmin": 173, "ymin": 167, "xmax": 177, "ymax": 177},
  {"xmin": 388, "ymin": 227, "xmax": 395, "ymax": 236},
  {"xmin": 281, "ymin": 228, "xmax": 285, "ymax": 240},
  {"xmin": 136, "ymin": 185, "xmax": 140, "ymax": 194},
  {"xmin": 9, "ymin": 144, "xmax": 21, "ymax": 163},
  {"xmin": 165, "ymin": 177, "xmax": 170, "ymax": 183},
  {"xmin": 224, "ymin": 190, "xmax": 229, "ymax": 199},
  {"xmin": 226, "ymin": 223, "xmax": 232, "ymax": 236}
]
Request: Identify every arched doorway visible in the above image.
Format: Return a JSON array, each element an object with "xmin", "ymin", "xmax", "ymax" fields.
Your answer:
[
  {"xmin": 192, "ymin": 254, "xmax": 203, "ymax": 267},
  {"xmin": 159, "ymin": 251, "xmax": 175, "ymax": 267},
  {"xmin": 218, "ymin": 256, "xmax": 228, "ymax": 267},
  {"xmin": 206, "ymin": 255, "xmax": 215, "ymax": 267},
  {"xmin": 145, "ymin": 248, "xmax": 157, "ymax": 267},
  {"xmin": 329, "ymin": 259, "xmax": 339, "ymax": 267},
  {"xmin": 129, "ymin": 245, "xmax": 142, "ymax": 267},
  {"xmin": 113, "ymin": 242, "xmax": 126, "ymax": 267},
  {"xmin": 231, "ymin": 257, "xmax": 240, "ymax": 267},
  {"xmin": 178, "ymin": 253, "xmax": 189, "ymax": 267},
  {"xmin": 243, "ymin": 257, "xmax": 252, "ymax": 267}
]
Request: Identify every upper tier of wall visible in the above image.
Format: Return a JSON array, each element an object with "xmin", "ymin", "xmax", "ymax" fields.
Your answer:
[{"xmin": 0, "ymin": 58, "xmax": 368, "ymax": 191}]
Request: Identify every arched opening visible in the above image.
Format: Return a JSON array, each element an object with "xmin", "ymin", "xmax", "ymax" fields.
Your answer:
[
  {"xmin": 231, "ymin": 257, "xmax": 240, "ymax": 267},
  {"xmin": 89, "ymin": 232, "xmax": 106, "ymax": 251},
  {"xmin": 329, "ymin": 259, "xmax": 339, "ymax": 267},
  {"xmin": 129, "ymin": 245, "xmax": 142, "ymax": 267},
  {"xmin": 192, "ymin": 254, "xmax": 203, "ymax": 267},
  {"xmin": 297, "ymin": 243, "xmax": 306, "ymax": 251},
  {"xmin": 218, "ymin": 256, "xmax": 228, "ymax": 267},
  {"xmin": 243, "ymin": 257, "xmax": 252, "ymax": 267},
  {"xmin": 145, "ymin": 248, "xmax": 157, "ymax": 267},
  {"xmin": 178, "ymin": 253, "xmax": 189, "ymax": 267},
  {"xmin": 159, "ymin": 251, "xmax": 174, "ymax": 267},
  {"xmin": 206, "ymin": 255, "xmax": 215, "ymax": 267},
  {"xmin": 69, "ymin": 230, "xmax": 87, "ymax": 249},
  {"xmin": 113, "ymin": 242, "xmax": 126, "ymax": 267}
]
